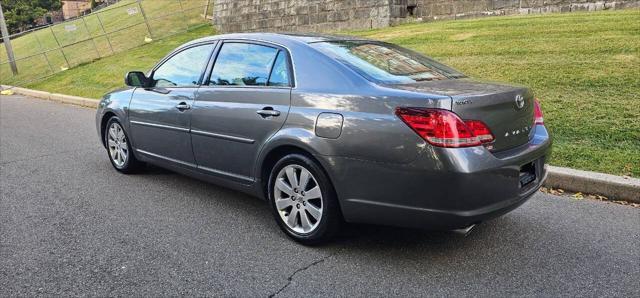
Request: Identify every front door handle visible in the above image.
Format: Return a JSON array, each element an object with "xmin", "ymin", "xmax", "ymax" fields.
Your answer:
[
  {"xmin": 176, "ymin": 102, "xmax": 191, "ymax": 111},
  {"xmin": 257, "ymin": 107, "xmax": 280, "ymax": 118}
]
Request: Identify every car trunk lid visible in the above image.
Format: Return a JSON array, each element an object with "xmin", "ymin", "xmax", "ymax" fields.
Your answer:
[{"xmin": 388, "ymin": 79, "xmax": 535, "ymax": 152}]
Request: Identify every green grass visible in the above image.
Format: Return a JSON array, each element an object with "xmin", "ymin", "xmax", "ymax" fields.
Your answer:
[
  {"xmin": 26, "ymin": 24, "xmax": 215, "ymax": 98},
  {"xmin": 17, "ymin": 9, "xmax": 640, "ymax": 177},
  {"xmin": 0, "ymin": 0, "xmax": 213, "ymax": 85}
]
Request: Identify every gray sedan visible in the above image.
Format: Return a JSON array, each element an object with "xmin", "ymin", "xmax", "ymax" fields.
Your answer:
[{"xmin": 96, "ymin": 33, "xmax": 551, "ymax": 244}]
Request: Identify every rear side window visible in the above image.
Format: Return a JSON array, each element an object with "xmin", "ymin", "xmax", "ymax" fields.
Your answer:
[
  {"xmin": 268, "ymin": 51, "xmax": 290, "ymax": 87},
  {"xmin": 209, "ymin": 43, "xmax": 291, "ymax": 87},
  {"xmin": 310, "ymin": 41, "xmax": 465, "ymax": 84},
  {"xmin": 152, "ymin": 44, "xmax": 214, "ymax": 87}
]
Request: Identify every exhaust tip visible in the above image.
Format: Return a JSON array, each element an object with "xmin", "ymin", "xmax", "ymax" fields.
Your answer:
[{"xmin": 451, "ymin": 224, "xmax": 477, "ymax": 237}]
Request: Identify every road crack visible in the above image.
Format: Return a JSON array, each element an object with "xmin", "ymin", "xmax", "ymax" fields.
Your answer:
[{"xmin": 269, "ymin": 254, "xmax": 333, "ymax": 297}]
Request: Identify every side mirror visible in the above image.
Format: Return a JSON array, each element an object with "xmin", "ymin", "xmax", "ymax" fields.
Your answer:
[{"xmin": 125, "ymin": 71, "xmax": 149, "ymax": 87}]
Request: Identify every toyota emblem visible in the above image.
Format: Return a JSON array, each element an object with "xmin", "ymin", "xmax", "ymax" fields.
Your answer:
[{"xmin": 515, "ymin": 94, "xmax": 525, "ymax": 109}]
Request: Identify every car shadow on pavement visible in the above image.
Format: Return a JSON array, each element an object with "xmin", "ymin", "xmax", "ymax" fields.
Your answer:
[{"xmin": 129, "ymin": 164, "xmax": 534, "ymax": 251}]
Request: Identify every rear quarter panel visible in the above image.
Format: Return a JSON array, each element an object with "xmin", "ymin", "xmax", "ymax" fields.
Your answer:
[{"xmin": 283, "ymin": 87, "xmax": 451, "ymax": 164}]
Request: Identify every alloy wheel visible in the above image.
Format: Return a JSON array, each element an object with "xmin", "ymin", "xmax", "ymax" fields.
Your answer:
[
  {"xmin": 107, "ymin": 122, "xmax": 128, "ymax": 168},
  {"xmin": 274, "ymin": 164, "xmax": 323, "ymax": 234}
]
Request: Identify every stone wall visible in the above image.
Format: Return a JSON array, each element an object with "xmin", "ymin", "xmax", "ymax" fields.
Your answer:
[
  {"xmin": 213, "ymin": 0, "xmax": 393, "ymax": 33},
  {"xmin": 212, "ymin": 0, "xmax": 640, "ymax": 33},
  {"xmin": 398, "ymin": 0, "xmax": 640, "ymax": 24}
]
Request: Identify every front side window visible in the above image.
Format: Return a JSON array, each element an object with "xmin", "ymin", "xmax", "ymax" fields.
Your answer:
[
  {"xmin": 152, "ymin": 44, "xmax": 214, "ymax": 88},
  {"xmin": 209, "ymin": 42, "xmax": 290, "ymax": 87},
  {"xmin": 310, "ymin": 41, "xmax": 465, "ymax": 84}
]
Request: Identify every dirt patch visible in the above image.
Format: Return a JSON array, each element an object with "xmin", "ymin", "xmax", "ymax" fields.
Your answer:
[{"xmin": 540, "ymin": 187, "xmax": 640, "ymax": 208}]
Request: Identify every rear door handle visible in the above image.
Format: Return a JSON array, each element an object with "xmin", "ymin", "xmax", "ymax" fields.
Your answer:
[
  {"xmin": 176, "ymin": 102, "xmax": 191, "ymax": 111},
  {"xmin": 257, "ymin": 108, "xmax": 280, "ymax": 117}
]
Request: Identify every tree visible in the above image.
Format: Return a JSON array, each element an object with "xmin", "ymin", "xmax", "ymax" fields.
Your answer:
[{"xmin": 0, "ymin": 0, "xmax": 62, "ymax": 33}]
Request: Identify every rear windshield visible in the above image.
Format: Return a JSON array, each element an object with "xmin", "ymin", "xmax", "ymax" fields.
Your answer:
[{"xmin": 310, "ymin": 41, "xmax": 465, "ymax": 84}]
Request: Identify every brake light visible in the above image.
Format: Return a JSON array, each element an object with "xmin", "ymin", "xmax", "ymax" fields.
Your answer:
[
  {"xmin": 534, "ymin": 99, "xmax": 544, "ymax": 125},
  {"xmin": 464, "ymin": 120, "xmax": 494, "ymax": 143},
  {"xmin": 395, "ymin": 108, "xmax": 494, "ymax": 148}
]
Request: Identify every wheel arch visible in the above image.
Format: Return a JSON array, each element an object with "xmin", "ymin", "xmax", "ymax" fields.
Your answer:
[
  {"xmin": 259, "ymin": 144, "xmax": 313, "ymax": 200},
  {"xmin": 256, "ymin": 137, "xmax": 338, "ymax": 205},
  {"xmin": 100, "ymin": 111, "xmax": 117, "ymax": 147}
]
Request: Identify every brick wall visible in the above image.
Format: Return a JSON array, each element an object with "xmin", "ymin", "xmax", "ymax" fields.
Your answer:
[{"xmin": 212, "ymin": 0, "xmax": 640, "ymax": 33}]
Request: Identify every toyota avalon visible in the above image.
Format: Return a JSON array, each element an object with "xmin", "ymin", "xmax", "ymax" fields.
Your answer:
[{"xmin": 96, "ymin": 33, "xmax": 551, "ymax": 244}]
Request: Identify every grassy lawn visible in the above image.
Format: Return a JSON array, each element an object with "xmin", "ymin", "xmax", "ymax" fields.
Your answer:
[
  {"xmin": 26, "ymin": 25, "xmax": 215, "ymax": 98},
  {"xmin": 17, "ymin": 9, "xmax": 640, "ymax": 177},
  {"xmin": 0, "ymin": 0, "xmax": 213, "ymax": 85}
]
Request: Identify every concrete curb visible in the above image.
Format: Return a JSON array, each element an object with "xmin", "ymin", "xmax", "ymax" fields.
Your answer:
[
  {"xmin": 1, "ymin": 85, "xmax": 99, "ymax": 109},
  {"xmin": 545, "ymin": 166, "xmax": 639, "ymax": 203},
  {"xmin": 2, "ymin": 85, "xmax": 638, "ymax": 203}
]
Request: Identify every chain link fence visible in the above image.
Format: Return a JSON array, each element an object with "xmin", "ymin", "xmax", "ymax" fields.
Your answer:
[{"xmin": 0, "ymin": 0, "xmax": 214, "ymax": 86}]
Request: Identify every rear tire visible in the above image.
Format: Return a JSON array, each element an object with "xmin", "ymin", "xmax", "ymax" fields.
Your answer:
[
  {"xmin": 267, "ymin": 153, "xmax": 342, "ymax": 245},
  {"xmin": 104, "ymin": 116, "xmax": 142, "ymax": 174}
]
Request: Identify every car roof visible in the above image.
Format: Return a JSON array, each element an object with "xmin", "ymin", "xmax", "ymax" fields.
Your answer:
[
  {"xmin": 185, "ymin": 32, "xmax": 374, "ymax": 48},
  {"xmin": 275, "ymin": 32, "xmax": 372, "ymax": 43}
]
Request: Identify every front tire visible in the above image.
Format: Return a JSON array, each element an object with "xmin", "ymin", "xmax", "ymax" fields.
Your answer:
[
  {"xmin": 268, "ymin": 153, "xmax": 342, "ymax": 245},
  {"xmin": 104, "ymin": 117, "xmax": 142, "ymax": 174}
]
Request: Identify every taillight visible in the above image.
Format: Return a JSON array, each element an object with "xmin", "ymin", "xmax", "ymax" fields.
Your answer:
[
  {"xmin": 395, "ymin": 108, "xmax": 494, "ymax": 148},
  {"xmin": 534, "ymin": 99, "xmax": 544, "ymax": 125},
  {"xmin": 464, "ymin": 120, "xmax": 494, "ymax": 143}
]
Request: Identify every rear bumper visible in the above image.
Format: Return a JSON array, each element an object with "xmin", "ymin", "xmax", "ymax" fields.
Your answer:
[{"xmin": 319, "ymin": 125, "xmax": 552, "ymax": 230}]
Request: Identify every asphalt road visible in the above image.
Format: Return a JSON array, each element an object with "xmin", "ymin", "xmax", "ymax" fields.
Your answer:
[{"xmin": 1, "ymin": 94, "xmax": 638, "ymax": 297}]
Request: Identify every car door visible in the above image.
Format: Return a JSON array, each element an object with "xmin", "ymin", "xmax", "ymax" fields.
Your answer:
[
  {"xmin": 191, "ymin": 41, "xmax": 293, "ymax": 182},
  {"xmin": 128, "ymin": 42, "xmax": 215, "ymax": 166}
]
